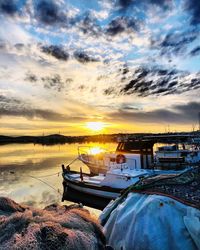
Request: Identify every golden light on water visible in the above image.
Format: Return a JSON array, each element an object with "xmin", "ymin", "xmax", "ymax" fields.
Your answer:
[
  {"xmin": 90, "ymin": 147, "xmax": 105, "ymax": 155},
  {"xmin": 86, "ymin": 122, "xmax": 105, "ymax": 132}
]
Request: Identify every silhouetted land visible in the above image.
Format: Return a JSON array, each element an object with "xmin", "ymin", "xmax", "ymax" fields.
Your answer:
[
  {"xmin": 0, "ymin": 131, "xmax": 200, "ymax": 145},
  {"xmin": 0, "ymin": 134, "xmax": 117, "ymax": 145}
]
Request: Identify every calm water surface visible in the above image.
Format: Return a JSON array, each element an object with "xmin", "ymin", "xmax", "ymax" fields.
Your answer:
[{"xmin": 0, "ymin": 142, "xmax": 116, "ymax": 214}]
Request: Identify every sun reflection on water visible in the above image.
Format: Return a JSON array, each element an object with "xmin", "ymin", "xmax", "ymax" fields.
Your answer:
[
  {"xmin": 89, "ymin": 147, "xmax": 106, "ymax": 155},
  {"xmin": 0, "ymin": 142, "xmax": 116, "ymax": 210}
]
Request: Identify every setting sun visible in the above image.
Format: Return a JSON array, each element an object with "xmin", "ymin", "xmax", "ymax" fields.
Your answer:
[{"xmin": 86, "ymin": 122, "xmax": 105, "ymax": 132}]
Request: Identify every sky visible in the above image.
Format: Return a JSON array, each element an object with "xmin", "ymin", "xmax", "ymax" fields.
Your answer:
[{"xmin": 0, "ymin": 0, "xmax": 200, "ymax": 136}]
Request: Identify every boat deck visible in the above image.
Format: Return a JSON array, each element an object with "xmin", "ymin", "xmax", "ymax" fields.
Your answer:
[{"xmin": 64, "ymin": 172, "xmax": 105, "ymax": 185}]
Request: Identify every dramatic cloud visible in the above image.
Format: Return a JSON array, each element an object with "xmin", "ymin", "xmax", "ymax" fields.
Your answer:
[
  {"xmin": 116, "ymin": 0, "xmax": 172, "ymax": 11},
  {"xmin": 119, "ymin": 65, "xmax": 129, "ymax": 75},
  {"xmin": 41, "ymin": 45, "xmax": 69, "ymax": 61},
  {"xmin": 152, "ymin": 31, "xmax": 198, "ymax": 57},
  {"xmin": 110, "ymin": 101, "xmax": 200, "ymax": 124},
  {"xmin": 74, "ymin": 12, "xmax": 102, "ymax": 37},
  {"xmin": 41, "ymin": 74, "xmax": 65, "ymax": 92},
  {"xmin": 25, "ymin": 72, "xmax": 38, "ymax": 82},
  {"xmin": 185, "ymin": 0, "xmax": 200, "ymax": 25},
  {"xmin": 190, "ymin": 46, "xmax": 200, "ymax": 57},
  {"xmin": 106, "ymin": 16, "xmax": 139, "ymax": 36},
  {"xmin": 0, "ymin": 0, "xmax": 18, "ymax": 16},
  {"xmin": 34, "ymin": 0, "xmax": 66, "ymax": 25},
  {"xmin": 104, "ymin": 87, "xmax": 115, "ymax": 96},
  {"xmin": 74, "ymin": 51, "xmax": 99, "ymax": 63},
  {"xmin": 1, "ymin": 0, "xmax": 200, "ymax": 134},
  {"xmin": 104, "ymin": 66, "xmax": 200, "ymax": 97},
  {"xmin": 25, "ymin": 71, "xmax": 72, "ymax": 92},
  {"xmin": 0, "ymin": 95, "xmax": 66, "ymax": 121},
  {"xmin": 14, "ymin": 43, "xmax": 25, "ymax": 50}
]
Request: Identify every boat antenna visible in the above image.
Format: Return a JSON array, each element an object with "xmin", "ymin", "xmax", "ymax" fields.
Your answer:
[{"xmin": 198, "ymin": 112, "xmax": 200, "ymax": 131}]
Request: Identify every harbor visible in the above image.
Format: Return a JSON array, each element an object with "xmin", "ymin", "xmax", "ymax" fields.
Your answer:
[
  {"xmin": 0, "ymin": 135, "xmax": 200, "ymax": 249},
  {"xmin": 0, "ymin": 137, "xmax": 199, "ymax": 249},
  {"xmin": 61, "ymin": 136, "xmax": 200, "ymax": 208},
  {"xmin": 1, "ymin": 0, "xmax": 200, "ymax": 248}
]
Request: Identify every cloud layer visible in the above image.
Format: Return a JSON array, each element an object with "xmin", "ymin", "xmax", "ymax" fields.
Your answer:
[{"xmin": 0, "ymin": 0, "xmax": 200, "ymax": 134}]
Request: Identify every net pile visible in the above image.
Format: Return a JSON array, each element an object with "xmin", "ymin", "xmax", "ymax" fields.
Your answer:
[
  {"xmin": 0, "ymin": 197, "xmax": 106, "ymax": 250},
  {"xmin": 130, "ymin": 166, "xmax": 200, "ymax": 209}
]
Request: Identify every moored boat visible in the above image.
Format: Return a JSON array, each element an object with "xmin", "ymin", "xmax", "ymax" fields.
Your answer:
[
  {"xmin": 78, "ymin": 139, "xmax": 155, "ymax": 175},
  {"xmin": 155, "ymin": 144, "xmax": 200, "ymax": 167},
  {"xmin": 62, "ymin": 166, "xmax": 190, "ymax": 209},
  {"xmin": 78, "ymin": 139, "xmax": 200, "ymax": 174},
  {"xmin": 62, "ymin": 139, "xmax": 193, "ymax": 209}
]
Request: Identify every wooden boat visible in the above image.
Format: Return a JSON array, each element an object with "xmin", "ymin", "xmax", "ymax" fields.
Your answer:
[
  {"xmin": 77, "ymin": 139, "xmax": 155, "ymax": 175},
  {"xmin": 78, "ymin": 140, "xmax": 200, "ymax": 174},
  {"xmin": 62, "ymin": 166, "xmax": 190, "ymax": 209},
  {"xmin": 62, "ymin": 139, "xmax": 199, "ymax": 209}
]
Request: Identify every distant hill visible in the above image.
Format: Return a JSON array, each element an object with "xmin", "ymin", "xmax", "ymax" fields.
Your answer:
[
  {"xmin": 0, "ymin": 131, "xmax": 200, "ymax": 145},
  {"xmin": 0, "ymin": 133, "xmax": 117, "ymax": 145}
]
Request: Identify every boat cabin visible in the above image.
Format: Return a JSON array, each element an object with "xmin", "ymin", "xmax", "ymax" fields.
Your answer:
[
  {"xmin": 155, "ymin": 144, "xmax": 200, "ymax": 168},
  {"xmin": 115, "ymin": 139, "xmax": 155, "ymax": 169}
]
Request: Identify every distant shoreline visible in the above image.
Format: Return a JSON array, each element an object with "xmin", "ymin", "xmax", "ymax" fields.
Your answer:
[
  {"xmin": 0, "ymin": 133, "xmax": 118, "ymax": 145},
  {"xmin": 0, "ymin": 132, "xmax": 200, "ymax": 145}
]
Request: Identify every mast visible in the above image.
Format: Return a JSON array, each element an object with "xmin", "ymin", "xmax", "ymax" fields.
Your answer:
[{"xmin": 199, "ymin": 112, "xmax": 200, "ymax": 131}]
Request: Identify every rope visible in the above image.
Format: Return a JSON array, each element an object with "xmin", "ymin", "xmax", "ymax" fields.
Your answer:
[
  {"xmin": 27, "ymin": 174, "xmax": 62, "ymax": 197},
  {"xmin": 29, "ymin": 172, "xmax": 61, "ymax": 178},
  {"xmin": 66, "ymin": 157, "xmax": 78, "ymax": 167},
  {"xmin": 6, "ymin": 157, "xmax": 79, "ymax": 197}
]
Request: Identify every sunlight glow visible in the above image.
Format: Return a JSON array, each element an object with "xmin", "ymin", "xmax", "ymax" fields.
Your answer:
[
  {"xmin": 90, "ymin": 147, "xmax": 105, "ymax": 155},
  {"xmin": 86, "ymin": 122, "xmax": 105, "ymax": 132}
]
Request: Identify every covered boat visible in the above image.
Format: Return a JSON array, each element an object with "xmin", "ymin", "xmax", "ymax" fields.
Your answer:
[{"xmin": 100, "ymin": 167, "xmax": 200, "ymax": 250}]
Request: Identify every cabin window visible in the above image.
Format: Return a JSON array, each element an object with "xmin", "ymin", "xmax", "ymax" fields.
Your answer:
[
  {"xmin": 181, "ymin": 152, "xmax": 188, "ymax": 157},
  {"xmin": 116, "ymin": 141, "xmax": 154, "ymax": 153}
]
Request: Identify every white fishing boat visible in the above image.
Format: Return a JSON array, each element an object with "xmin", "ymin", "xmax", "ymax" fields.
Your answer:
[
  {"xmin": 78, "ymin": 139, "xmax": 155, "ymax": 175},
  {"xmin": 78, "ymin": 139, "xmax": 200, "ymax": 174},
  {"xmin": 62, "ymin": 140, "xmax": 192, "ymax": 209}
]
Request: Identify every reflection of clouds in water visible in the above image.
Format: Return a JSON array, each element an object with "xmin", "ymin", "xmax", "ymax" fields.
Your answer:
[
  {"xmin": 0, "ymin": 157, "xmax": 66, "ymax": 171},
  {"xmin": 0, "ymin": 143, "xmax": 80, "ymax": 166},
  {"xmin": 0, "ymin": 143, "xmax": 116, "ymax": 209},
  {"xmin": 22, "ymin": 195, "xmax": 38, "ymax": 207},
  {"xmin": 41, "ymin": 191, "xmax": 60, "ymax": 205},
  {"xmin": 0, "ymin": 171, "xmax": 62, "ymax": 208},
  {"xmin": 23, "ymin": 191, "xmax": 60, "ymax": 208}
]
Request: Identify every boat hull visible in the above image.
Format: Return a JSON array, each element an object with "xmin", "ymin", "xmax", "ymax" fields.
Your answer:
[
  {"xmin": 62, "ymin": 173, "xmax": 122, "ymax": 209},
  {"xmin": 62, "ymin": 185, "xmax": 113, "ymax": 210}
]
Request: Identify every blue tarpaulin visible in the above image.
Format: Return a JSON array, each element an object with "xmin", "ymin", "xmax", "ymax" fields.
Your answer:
[{"xmin": 100, "ymin": 193, "xmax": 200, "ymax": 250}]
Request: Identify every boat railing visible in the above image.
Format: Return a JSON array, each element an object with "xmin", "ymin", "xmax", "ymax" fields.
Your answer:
[
  {"xmin": 77, "ymin": 146, "xmax": 113, "ymax": 167},
  {"xmin": 78, "ymin": 146, "xmax": 110, "ymax": 156},
  {"xmin": 78, "ymin": 146, "xmax": 141, "ymax": 170}
]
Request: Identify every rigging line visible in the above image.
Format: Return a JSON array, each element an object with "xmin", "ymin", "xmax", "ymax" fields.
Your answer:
[
  {"xmin": 34, "ymin": 157, "xmax": 79, "ymax": 178},
  {"xmin": 7, "ymin": 157, "xmax": 79, "ymax": 196},
  {"xmin": 27, "ymin": 175, "xmax": 62, "ymax": 197},
  {"xmin": 31, "ymin": 172, "xmax": 61, "ymax": 178},
  {"xmin": 66, "ymin": 157, "xmax": 78, "ymax": 167}
]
